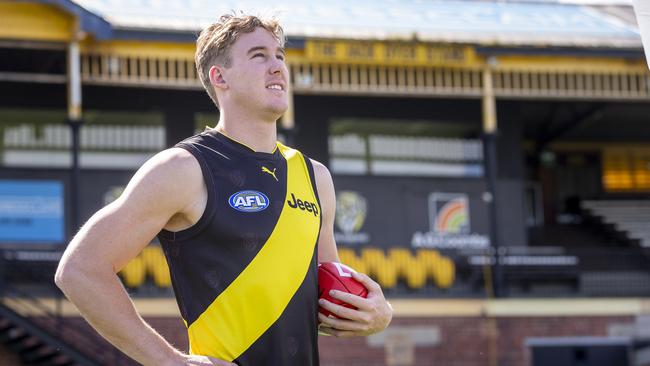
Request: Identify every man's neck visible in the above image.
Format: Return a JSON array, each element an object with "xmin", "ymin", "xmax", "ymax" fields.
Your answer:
[{"xmin": 213, "ymin": 111, "xmax": 278, "ymax": 153}]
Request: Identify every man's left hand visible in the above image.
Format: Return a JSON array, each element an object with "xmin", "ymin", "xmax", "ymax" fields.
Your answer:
[{"xmin": 318, "ymin": 271, "xmax": 393, "ymax": 337}]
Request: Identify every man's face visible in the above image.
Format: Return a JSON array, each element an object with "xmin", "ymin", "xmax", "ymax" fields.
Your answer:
[{"xmin": 220, "ymin": 27, "xmax": 289, "ymax": 120}]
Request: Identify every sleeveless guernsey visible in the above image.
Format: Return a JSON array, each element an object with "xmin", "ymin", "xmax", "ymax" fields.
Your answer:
[{"xmin": 157, "ymin": 130, "xmax": 321, "ymax": 366}]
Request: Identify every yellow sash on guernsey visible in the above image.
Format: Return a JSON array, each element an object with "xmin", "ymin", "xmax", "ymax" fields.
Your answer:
[{"xmin": 187, "ymin": 144, "xmax": 320, "ymax": 360}]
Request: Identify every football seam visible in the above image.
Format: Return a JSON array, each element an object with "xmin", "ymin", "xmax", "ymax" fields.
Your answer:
[{"xmin": 321, "ymin": 266, "xmax": 363, "ymax": 296}]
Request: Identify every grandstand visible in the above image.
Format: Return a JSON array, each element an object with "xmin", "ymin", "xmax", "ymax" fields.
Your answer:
[
  {"xmin": 583, "ymin": 199, "xmax": 650, "ymax": 249},
  {"xmin": 1, "ymin": 0, "xmax": 650, "ymax": 365}
]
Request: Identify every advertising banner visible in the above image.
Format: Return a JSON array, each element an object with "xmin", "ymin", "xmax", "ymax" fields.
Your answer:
[
  {"xmin": 0, "ymin": 180, "xmax": 64, "ymax": 243},
  {"xmin": 333, "ymin": 175, "xmax": 490, "ymax": 250}
]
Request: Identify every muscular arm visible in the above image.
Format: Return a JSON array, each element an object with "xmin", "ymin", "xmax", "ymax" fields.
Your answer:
[
  {"xmin": 55, "ymin": 148, "xmax": 231, "ymax": 366},
  {"xmin": 311, "ymin": 159, "xmax": 392, "ymax": 337},
  {"xmin": 311, "ymin": 159, "xmax": 339, "ymax": 263}
]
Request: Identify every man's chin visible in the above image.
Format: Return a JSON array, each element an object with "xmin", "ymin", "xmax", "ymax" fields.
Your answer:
[{"xmin": 266, "ymin": 104, "xmax": 289, "ymax": 121}]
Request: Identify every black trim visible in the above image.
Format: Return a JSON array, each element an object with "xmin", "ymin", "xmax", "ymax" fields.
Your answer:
[
  {"xmin": 302, "ymin": 154, "xmax": 321, "ymax": 210},
  {"xmin": 111, "ymin": 29, "xmax": 306, "ymax": 49},
  {"xmin": 476, "ymin": 45, "xmax": 644, "ymax": 59},
  {"xmin": 286, "ymin": 37, "xmax": 306, "ymax": 50},
  {"xmin": 112, "ymin": 28, "xmax": 199, "ymax": 43}
]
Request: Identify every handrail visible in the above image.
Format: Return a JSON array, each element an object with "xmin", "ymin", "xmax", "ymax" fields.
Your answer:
[
  {"xmin": 0, "ymin": 251, "xmax": 135, "ymax": 365},
  {"xmin": 2, "ymin": 290, "xmax": 134, "ymax": 365},
  {"xmin": 0, "ymin": 300, "xmax": 99, "ymax": 366}
]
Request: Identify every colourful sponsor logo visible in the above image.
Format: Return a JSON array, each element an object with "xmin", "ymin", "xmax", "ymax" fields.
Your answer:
[
  {"xmin": 229, "ymin": 190, "xmax": 269, "ymax": 212},
  {"xmin": 430, "ymin": 193, "xmax": 469, "ymax": 234}
]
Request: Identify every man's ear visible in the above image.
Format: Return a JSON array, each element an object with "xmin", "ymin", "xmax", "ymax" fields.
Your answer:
[{"xmin": 209, "ymin": 65, "xmax": 228, "ymax": 90}]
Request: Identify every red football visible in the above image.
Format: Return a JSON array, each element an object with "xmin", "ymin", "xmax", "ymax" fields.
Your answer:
[{"xmin": 318, "ymin": 262, "xmax": 368, "ymax": 318}]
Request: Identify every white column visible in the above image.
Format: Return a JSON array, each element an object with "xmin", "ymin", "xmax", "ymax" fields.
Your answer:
[
  {"xmin": 633, "ymin": 0, "xmax": 650, "ymax": 70},
  {"xmin": 67, "ymin": 37, "xmax": 82, "ymax": 120}
]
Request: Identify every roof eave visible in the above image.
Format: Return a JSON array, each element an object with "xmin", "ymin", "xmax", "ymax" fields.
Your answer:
[{"xmin": 41, "ymin": 0, "xmax": 113, "ymax": 39}]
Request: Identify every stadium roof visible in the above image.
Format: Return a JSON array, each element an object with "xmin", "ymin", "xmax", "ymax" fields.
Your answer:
[{"xmin": 61, "ymin": 0, "xmax": 641, "ymax": 49}]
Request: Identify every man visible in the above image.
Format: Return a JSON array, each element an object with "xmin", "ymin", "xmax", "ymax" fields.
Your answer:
[{"xmin": 55, "ymin": 13, "xmax": 392, "ymax": 366}]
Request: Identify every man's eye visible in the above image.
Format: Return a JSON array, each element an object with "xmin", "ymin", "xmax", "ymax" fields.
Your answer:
[
  {"xmin": 253, "ymin": 53, "xmax": 265, "ymax": 58},
  {"xmin": 277, "ymin": 54, "xmax": 285, "ymax": 61}
]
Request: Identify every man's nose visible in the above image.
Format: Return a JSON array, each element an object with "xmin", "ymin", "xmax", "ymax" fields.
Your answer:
[{"xmin": 269, "ymin": 57, "xmax": 283, "ymax": 74}]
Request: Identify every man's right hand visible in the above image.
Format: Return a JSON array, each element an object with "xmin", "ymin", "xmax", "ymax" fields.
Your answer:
[{"xmin": 174, "ymin": 354, "xmax": 237, "ymax": 366}]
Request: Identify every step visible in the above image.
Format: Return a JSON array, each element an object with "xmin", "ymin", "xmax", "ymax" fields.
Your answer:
[
  {"xmin": 5, "ymin": 335, "xmax": 31, "ymax": 351},
  {"xmin": 27, "ymin": 348, "xmax": 60, "ymax": 364},
  {"xmin": 583, "ymin": 201, "xmax": 650, "ymax": 208},
  {"xmin": 7, "ymin": 335, "xmax": 41, "ymax": 354},
  {"xmin": 0, "ymin": 322, "xmax": 14, "ymax": 333},
  {"xmin": 35, "ymin": 353, "xmax": 74, "ymax": 366},
  {"xmin": 0, "ymin": 328, "xmax": 28, "ymax": 344},
  {"xmin": 20, "ymin": 341, "xmax": 46, "ymax": 355}
]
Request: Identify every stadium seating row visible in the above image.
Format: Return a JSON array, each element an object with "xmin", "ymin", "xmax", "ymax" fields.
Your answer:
[
  {"xmin": 118, "ymin": 246, "xmax": 456, "ymax": 290},
  {"xmin": 582, "ymin": 200, "xmax": 650, "ymax": 248}
]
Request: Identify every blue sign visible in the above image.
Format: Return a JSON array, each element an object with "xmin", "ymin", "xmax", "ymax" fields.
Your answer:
[{"xmin": 0, "ymin": 180, "xmax": 64, "ymax": 243}]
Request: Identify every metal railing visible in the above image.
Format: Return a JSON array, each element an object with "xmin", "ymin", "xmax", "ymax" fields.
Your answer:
[
  {"xmin": 108, "ymin": 244, "xmax": 650, "ymax": 299},
  {"xmin": 76, "ymin": 51, "xmax": 650, "ymax": 101},
  {"xmin": 0, "ymin": 249, "xmax": 136, "ymax": 365}
]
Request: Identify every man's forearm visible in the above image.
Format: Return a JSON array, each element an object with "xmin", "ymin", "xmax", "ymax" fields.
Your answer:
[{"xmin": 56, "ymin": 266, "xmax": 183, "ymax": 365}]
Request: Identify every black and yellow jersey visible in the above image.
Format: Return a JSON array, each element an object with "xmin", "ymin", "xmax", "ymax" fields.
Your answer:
[{"xmin": 157, "ymin": 130, "xmax": 321, "ymax": 365}]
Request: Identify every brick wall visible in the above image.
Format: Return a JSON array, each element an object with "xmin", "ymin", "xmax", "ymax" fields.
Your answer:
[
  {"xmin": 317, "ymin": 315, "xmax": 633, "ymax": 366},
  {"xmin": 9, "ymin": 314, "xmax": 636, "ymax": 366},
  {"xmin": 147, "ymin": 314, "xmax": 635, "ymax": 366}
]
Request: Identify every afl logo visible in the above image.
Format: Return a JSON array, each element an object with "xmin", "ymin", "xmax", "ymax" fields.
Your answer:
[{"xmin": 228, "ymin": 190, "xmax": 269, "ymax": 212}]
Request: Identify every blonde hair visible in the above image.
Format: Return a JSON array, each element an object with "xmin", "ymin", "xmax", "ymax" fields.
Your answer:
[{"xmin": 195, "ymin": 13, "xmax": 285, "ymax": 108}]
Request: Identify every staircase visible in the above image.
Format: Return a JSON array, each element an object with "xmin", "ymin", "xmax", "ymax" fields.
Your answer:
[
  {"xmin": 527, "ymin": 219, "xmax": 650, "ymax": 297},
  {"xmin": 0, "ymin": 250, "xmax": 135, "ymax": 366},
  {"xmin": 0, "ymin": 301, "xmax": 97, "ymax": 366},
  {"xmin": 582, "ymin": 199, "xmax": 650, "ymax": 253}
]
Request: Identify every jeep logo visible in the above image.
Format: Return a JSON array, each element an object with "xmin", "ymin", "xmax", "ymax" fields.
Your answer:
[{"xmin": 287, "ymin": 193, "xmax": 319, "ymax": 217}]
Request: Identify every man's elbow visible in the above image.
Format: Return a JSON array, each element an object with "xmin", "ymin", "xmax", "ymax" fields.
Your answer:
[
  {"xmin": 55, "ymin": 252, "xmax": 115, "ymax": 294},
  {"xmin": 54, "ymin": 261, "xmax": 73, "ymax": 292},
  {"xmin": 54, "ymin": 257, "xmax": 85, "ymax": 293}
]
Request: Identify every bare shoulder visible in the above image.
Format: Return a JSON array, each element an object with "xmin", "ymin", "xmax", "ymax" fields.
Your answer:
[
  {"xmin": 120, "ymin": 147, "xmax": 203, "ymax": 211},
  {"xmin": 309, "ymin": 159, "xmax": 335, "ymax": 207},
  {"xmin": 309, "ymin": 158, "xmax": 333, "ymax": 183},
  {"xmin": 146, "ymin": 147, "xmax": 200, "ymax": 175},
  {"xmin": 140, "ymin": 148, "xmax": 200, "ymax": 182}
]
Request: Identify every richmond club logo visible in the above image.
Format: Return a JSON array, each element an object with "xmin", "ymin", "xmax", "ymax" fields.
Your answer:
[{"xmin": 334, "ymin": 191, "xmax": 370, "ymax": 245}]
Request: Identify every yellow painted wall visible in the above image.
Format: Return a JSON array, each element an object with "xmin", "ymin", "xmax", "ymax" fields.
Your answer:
[
  {"xmin": 297, "ymin": 39, "xmax": 478, "ymax": 67},
  {"xmin": 82, "ymin": 40, "xmax": 196, "ymax": 59},
  {"xmin": 494, "ymin": 55, "xmax": 648, "ymax": 73},
  {"xmin": 80, "ymin": 40, "xmax": 303, "ymax": 61},
  {"xmin": 0, "ymin": 3, "xmax": 74, "ymax": 42}
]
